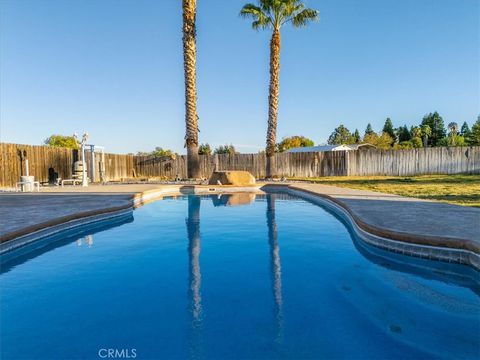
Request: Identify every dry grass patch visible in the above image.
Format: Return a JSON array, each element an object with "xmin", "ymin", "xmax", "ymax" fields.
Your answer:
[{"xmin": 290, "ymin": 174, "xmax": 480, "ymax": 207}]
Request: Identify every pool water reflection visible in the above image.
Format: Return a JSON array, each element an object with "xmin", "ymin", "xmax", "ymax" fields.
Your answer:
[{"xmin": 1, "ymin": 193, "xmax": 478, "ymax": 359}]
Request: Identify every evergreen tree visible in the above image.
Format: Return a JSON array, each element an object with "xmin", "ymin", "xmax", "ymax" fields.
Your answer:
[
  {"xmin": 421, "ymin": 112, "xmax": 446, "ymax": 146},
  {"xmin": 382, "ymin": 118, "xmax": 396, "ymax": 142},
  {"xmin": 397, "ymin": 125, "xmax": 411, "ymax": 142},
  {"xmin": 327, "ymin": 125, "xmax": 355, "ymax": 145},
  {"xmin": 353, "ymin": 129, "xmax": 361, "ymax": 143},
  {"xmin": 460, "ymin": 122, "xmax": 471, "ymax": 138},
  {"xmin": 364, "ymin": 123, "xmax": 375, "ymax": 137},
  {"xmin": 469, "ymin": 117, "xmax": 480, "ymax": 145}
]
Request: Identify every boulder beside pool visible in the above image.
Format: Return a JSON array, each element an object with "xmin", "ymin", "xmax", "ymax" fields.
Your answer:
[{"xmin": 208, "ymin": 171, "xmax": 256, "ymax": 186}]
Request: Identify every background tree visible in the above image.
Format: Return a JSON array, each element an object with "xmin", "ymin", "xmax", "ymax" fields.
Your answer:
[
  {"xmin": 362, "ymin": 132, "xmax": 378, "ymax": 146},
  {"xmin": 376, "ymin": 133, "xmax": 395, "ymax": 149},
  {"xmin": 420, "ymin": 124, "xmax": 432, "ymax": 148},
  {"xmin": 353, "ymin": 129, "xmax": 361, "ymax": 143},
  {"xmin": 44, "ymin": 135, "xmax": 79, "ymax": 149},
  {"xmin": 443, "ymin": 122, "xmax": 462, "ymax": 146},
  {"xmin": 214, "ymin": 144, "xmax": 237, "ymax": 155},
  {"xmin": 447, "ymin": 122, "xmax": 459, "ymax": 136},
  {"xmin": 362, "ymin": 132, "xmax": 394, "ymax": 149},
  {"xmin": 382, "ymin": 118, "xmax": 396, "ymax": 142},
  {"xmin": 364, "ymin": 123, "xmax": 375, "ymax": 136},
  {"xmin": 136, "ymin": 147, "xmax": 176, "ymax": 158},
  {"xmin": 152, "ymin": 147, "xmax": 176, "ymax": 158},
  {"xmin": 397, "ymin": 125, "xmax": 411, "ymax": 143},
  {"xmin": 438, "ymin": 135, "xmax": 465, "ymax": 147},
  {"xmin": 241, "ymin": 0, "xmax": 319, "ymax": 178},
  {"xmin": 410, "ymin": 126, "xmax": 422, "ymax": 139},
  {"xmin": 469, "ymin": 117, "xmax": 480, "ymax": 145},
  {"xmin": 411, "ymin": 137, "xmax": 423, "ymax": 148},
  {"xmin": 421, "ymin": 112, "xmax": 446, "ymax": 146},
  {"xmin": 410, "ymin": 126, "xmax": 423, "ymax": 148},
  {"xmin": 198, "ymin": 143, "xmax": 212, "ymax": 155},
  {"xmin": 276, "ymin": 135, "xmax": 314, "ymax": 152},
  {"xmin": 460, "ymin": 122, "xmax": 471, "ymax": 139},
  {"xmin": 183, "ymin": 0, "xmax": 200, "ymax": 178},
  {"xmin": 327, "ymin": 125, "xmax": 355, "ymax": 145}
]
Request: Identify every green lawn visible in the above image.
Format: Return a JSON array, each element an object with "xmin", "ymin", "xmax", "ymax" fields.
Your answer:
[{"xmin": 289, "ymin": 174, "xmax": 480, "ymax": 207}]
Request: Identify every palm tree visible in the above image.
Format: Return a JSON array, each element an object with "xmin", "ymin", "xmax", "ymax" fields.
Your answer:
[
  {"xmin": 447, "ymin": 122, "xmax": 459, "ymax": 136},
  {"xmin": 183, "ymin": 0, "xmax": 200, "ymax": 178},
  {"xmin": 240, "ymin": 0, "xmax": 319, "ymax": 178},
  {"xmin": 421, "ymin": 124, "xmax": 432, "ymax": 148}
]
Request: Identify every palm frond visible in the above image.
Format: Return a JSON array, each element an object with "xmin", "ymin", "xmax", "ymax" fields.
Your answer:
[
  {"xmin": 291, "ymin": 8, "xmax": 319, "ymax": 27},
  {"xmin": 260, "ymin": 0, "xmax": 274, "ymax": 12},
  {"xmin": 278, "ymin": 0, "xmax": 303, "ymax": 26},
  {"xmin": 240, "ymin": 3, "xmax": 263, "ymax": 18},
  {"xmin": 241, "ymin": 0, "xmax": 318, "ymax": 31},
  {"xmin": 251, "ymin": 19, "xmax": 269, "ymax": 30},
  {"xmin": 240, "ymin": 3, "xmax": 272, "ymax": 30}
]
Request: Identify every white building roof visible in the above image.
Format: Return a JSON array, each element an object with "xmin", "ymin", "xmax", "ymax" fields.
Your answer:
[
  {"xmin": 286, "ymin": 143, "xmax": 376, "ymax": 153},
  {"xmin": 287, "ymin": 144, "xmax": 351, "ymax": 153}
]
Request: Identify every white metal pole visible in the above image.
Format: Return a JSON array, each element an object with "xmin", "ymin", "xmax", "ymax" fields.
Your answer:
[
  {"xmin": 82, "ymin": 144, "xmax": 88, "ymax": 187},
  {"xmin": 25, "ymin": 159, "xmax": 29, "ymax": 177},
  {"xmin": 90, "ymin": 145, "xmax": 95, "ymax": 183},
  {"xmin": 101, "ymin": 149, "xmax": 105, "ymax": 183}
]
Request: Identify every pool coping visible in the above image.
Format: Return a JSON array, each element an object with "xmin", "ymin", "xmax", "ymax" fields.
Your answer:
[
  {"xmin": 279, "ymin": 186, "xmax": 480, "ymax": 270},
  {"xmin": 1, "ymin": 184, "xmax": 479, "ymax": 270}
]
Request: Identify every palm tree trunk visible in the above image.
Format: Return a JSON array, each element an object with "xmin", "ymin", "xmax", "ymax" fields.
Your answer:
[
  {"xmin": 266, "ymin": 30, "xmax": 281, "ymax": 178},
  {"xmin": 183, "ymin": 0, "xmax": 200, "ymax": 179}
]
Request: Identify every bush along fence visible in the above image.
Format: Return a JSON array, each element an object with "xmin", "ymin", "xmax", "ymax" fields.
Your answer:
[{"xmin": 1, "ymin": 143, "xmax": 479, "ymax": 188}]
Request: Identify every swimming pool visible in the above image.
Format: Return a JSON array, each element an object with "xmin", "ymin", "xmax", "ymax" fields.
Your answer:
[{"xmin": 1, "ymin": 193, "xmax": 479, "ymax": 359}]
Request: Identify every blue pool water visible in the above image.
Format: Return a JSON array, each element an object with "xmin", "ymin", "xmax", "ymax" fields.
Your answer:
[{"xmin": 1, "ymin": 193, "xmax": 479, "ymax": 359}]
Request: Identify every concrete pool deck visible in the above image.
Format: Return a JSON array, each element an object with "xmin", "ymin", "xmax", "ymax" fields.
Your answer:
[{"xmin": 1, "ymin": 183, "xmax": 479, "ymax": 264}]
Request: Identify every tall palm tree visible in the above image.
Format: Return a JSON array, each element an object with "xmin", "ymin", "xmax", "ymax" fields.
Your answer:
[
  {"xmin": 241, "ymin": 0, "xmax": 319, "ymax": 178},
  {"xmin": 183, "ymin": 0, "xmax": 200, "ymax": 178}
]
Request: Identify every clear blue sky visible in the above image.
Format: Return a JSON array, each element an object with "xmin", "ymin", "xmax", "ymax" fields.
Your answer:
[{"xmin": 1, "ymin": 0, "xmax": 478, "ymax": 154}]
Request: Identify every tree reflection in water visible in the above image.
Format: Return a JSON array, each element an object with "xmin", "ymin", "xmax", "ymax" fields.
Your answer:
[
  {"xmin": 267, "ymin": 194, "xmax": 284, "ymax": 343},
  {"xmin": 186, "ymin": 195, "xmax": 202, "ymax": 359}
]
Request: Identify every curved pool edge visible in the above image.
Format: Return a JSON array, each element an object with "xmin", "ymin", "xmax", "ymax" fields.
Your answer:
[
  {"xmin": 1, "ymin": 184, "xmax": 478, "ymax": 270},
  {"xmin": 0, "ymin": 208, "xmax": 134, "ymax": 254},
  {"xmin": 265, "ymin": 184, "xmax": 479, "ymax": 271},
  {"xmin": 0, "ymin": 186, "xmax": 263, "ymax": 254}
]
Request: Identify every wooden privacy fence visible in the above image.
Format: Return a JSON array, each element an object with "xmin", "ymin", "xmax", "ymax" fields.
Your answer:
[
  {"xmin": 0, "ymin": 143, "xmax": 76, "ymax": 188},
  {"xmin": 0, "ymin": 143, "xmax": 137, "ymax": 188},
  {"xmin": 131, "ymin": 147, "xmax": 480, "ymax": 178},
  {"xmin": 132, "ymin": 151, "xmax": 347, "ymax": 179},
  {"xmin": 346, "ymin": 146, "xmax": 480, "ymax": 176},
  {"xmin": 1, "ymin": 142, "xmax": 479, "ymax": 187},
  {"xmin": 84, "ymin": 152, "xmax": 136, "ymax": 182}
]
